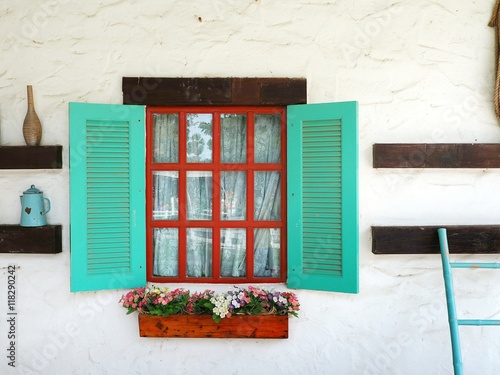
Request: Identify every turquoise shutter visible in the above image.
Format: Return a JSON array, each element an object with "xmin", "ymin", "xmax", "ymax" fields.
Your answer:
[
  {"xmin": 287, "ymin": 102, "xmax": 358, "ymax": 293},
  {"xmin": 69, "ymin": 103, "xmax": 146, "ymax": 292}
]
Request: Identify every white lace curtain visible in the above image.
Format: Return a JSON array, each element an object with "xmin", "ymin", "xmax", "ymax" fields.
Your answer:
[{"xmin": 153, "ymin": 114, "xmax": 281, "ymax": 278}]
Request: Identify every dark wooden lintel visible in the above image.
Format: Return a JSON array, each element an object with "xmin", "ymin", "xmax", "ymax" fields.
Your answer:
[
  {"xmin": 0, "ymin": 225, "xmax": 62, "ymax": 254},
  {"xmin": 372, "ymin": 226, "xmax": 500, "ymax": 254},
  {"xmin": 0, "ymin": 146, "xmax": 62, "ymax": 169},
  {"xmin": 122, "ymin": 77, "xmax": 307, "ymax": 106},
  {"xmin": 373, "ymin": 143, "xmax": 500, "ymax": 168}
]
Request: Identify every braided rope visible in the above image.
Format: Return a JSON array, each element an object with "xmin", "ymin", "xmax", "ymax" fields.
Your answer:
[{"xmin": 489, "ymin": 1, "xmax": 500, "ymax": 121}]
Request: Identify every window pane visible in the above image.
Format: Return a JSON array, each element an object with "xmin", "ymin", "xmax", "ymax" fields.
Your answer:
[
  {"xmin": 220, "ymin": 228, "xmax": 246, "ymax": 277},
  {"xmin": 187, "ymin": 228, "xmax": 212, "ymax": 277},
  {"xmin": 221, "ymin": 114, "xmax": 246, "ymax": 163},
  {"xmin": 153, "ymin": 228, "xmax": 178, "ymax": 277},
  {"xmin": 254, "ymin": 228, "xmax": 280, "ymax": 278},
  {"xmin": 153, "ymin": 114, "xmax": 179, "ymax": 163},
  {"xmin": 221, "ymin": 171, "xmax": 246, "ymax": 220},
  {"xmin": 153, "ymin": 171, "xmax": 178, "ymax": 220},
  {"xmin": 254, "ymin": 114, "xmax": 281, "ymax": 163},
  {"xmin": 187, "ymin": 171, "xmax": 212, "ymax": 220},
  {"xmin": 254, "ymin": 171, "xmax": 281, "ymax": 220},
  {"xmin": 187, "ymin": 114, "xmax": 212, "ymax": 163}
]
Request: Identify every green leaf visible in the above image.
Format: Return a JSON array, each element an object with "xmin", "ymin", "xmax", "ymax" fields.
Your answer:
[{"xmin": 212, "ymin": 314, "xmax": 221, "ymax": 323}]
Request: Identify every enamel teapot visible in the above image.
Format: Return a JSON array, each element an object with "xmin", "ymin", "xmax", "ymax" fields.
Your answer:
[{"xmin": 20, "ymin": 185, "xmax": 51, "ymax": 227}]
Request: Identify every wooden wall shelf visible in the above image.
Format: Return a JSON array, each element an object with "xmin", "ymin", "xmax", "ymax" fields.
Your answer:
[
  {"xmin": 0, "ymin": 146, "xmax": 62, "ymax": 169},
  {"xmin": 373, "ymin": 143, "xmax": 500, "ymax": 168},
  {"xmin": 0, "ymin": 225, "xmax": 62, "ymax": 254},
  {"xmin": 372, "ymin": 225, "xmax": 500, "ymax": 254}
]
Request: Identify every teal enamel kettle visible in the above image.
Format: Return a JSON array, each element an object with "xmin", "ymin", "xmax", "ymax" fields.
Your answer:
[{"xmin": 20, "ymin": 185, "xmax": 51, "ymax": 227}]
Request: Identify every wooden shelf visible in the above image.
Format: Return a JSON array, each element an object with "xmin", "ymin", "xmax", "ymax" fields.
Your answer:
[
  {"xmin": 0, "ymin": 146, "xmax": 62, "ymax": 169},
  {"xmin": 0, "ymin": 225, "xmax": 62, "ymax": 254},
  {"xmin": 373, "ymin": 143, "xmax": 500, "ymax": 168},
  {"xmin": 372, "ymin": 225, "xmax": 500, "ymax": 254}
]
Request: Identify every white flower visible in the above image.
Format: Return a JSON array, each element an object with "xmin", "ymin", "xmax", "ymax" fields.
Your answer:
[{"xmin": 211, "ymin": 293, "xmax": 232, "ymax": 318}]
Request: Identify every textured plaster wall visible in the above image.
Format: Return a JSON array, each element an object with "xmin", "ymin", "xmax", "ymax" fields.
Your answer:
[{"xmin": 1, "ymin": 0, "xmax": 500, "ymax": 374}]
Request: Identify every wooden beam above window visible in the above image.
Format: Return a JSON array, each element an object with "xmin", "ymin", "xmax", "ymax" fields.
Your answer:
[
  {"xmin": 373, "ymin": 143, "xmax": 500, "ymax": 168},
  {"xmin": 122, "ymin": 77, "xmax": 307, "ymax": 106},
  {"xmin": 372, "ymin": 225, "xmax": 500, "ymax": 254}
]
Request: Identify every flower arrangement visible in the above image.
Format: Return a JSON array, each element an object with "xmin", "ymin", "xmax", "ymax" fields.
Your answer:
[{"xmin": 120, "ymin": 285, "xmax": 300, "ymax": 323}]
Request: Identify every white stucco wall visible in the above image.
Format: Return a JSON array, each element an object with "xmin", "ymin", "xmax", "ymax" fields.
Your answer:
[{"xmin": 1, "ymin": 0, "xmax": 500, "ymax": 374}]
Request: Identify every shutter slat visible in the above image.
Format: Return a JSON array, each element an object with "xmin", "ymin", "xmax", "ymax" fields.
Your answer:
[{"xmin": 304, "ymin": 115, "xmax": 341, "ymax": 277}]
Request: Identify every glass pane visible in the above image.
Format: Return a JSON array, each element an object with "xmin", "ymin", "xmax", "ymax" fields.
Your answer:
[
  {"xmin": 220, "ymin": 171, "xmax": 246, "ymax": 220},
  {"xmin": 254, "ymin": 228, "xmax": 280, "ymax": 278},
  {"xmin": 187, "ymin": 114, "xmax": 212, "ymax": 163},
  {"xmin": 220, "ymin": 228, "xmax": 246, "ymax": 277},
  {"xmin": 254, "ymin": 114, "xmax": 281, "ymax": 163},
  {"xmin": 187, "ymin": 228, "xmax": 212, "ymax": 277},
  {"xmin": 221, "ymin": 114, "xmax": 246, "ymax": 163},
  {"xmin": 152, "ymin": 171, "xmax": 179, "ymax": 220},
  {"xmin": 254, "ymin": 171, "xmax": 281, "ymax": 220},
  {"xmin": 187, "ymin": 171, "xmax": 212, "ymax": 220},
  {"xmin": 153, "ymin": 228, "xmax": 178, "ymax": 277},
  {"xmin": 153, "ymin": 114, "xmax": 179, "ymax": 163}
]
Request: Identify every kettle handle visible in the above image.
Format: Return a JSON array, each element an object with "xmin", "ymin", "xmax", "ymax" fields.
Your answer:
[{"xmin": 42, "ymin": 198, "xmax": 51, "ymax": 215}]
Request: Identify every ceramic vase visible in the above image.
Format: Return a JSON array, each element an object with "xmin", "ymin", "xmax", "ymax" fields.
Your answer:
[{"xmin": 23, "ymin": 85, "xmax": 42, "ymax": 146}]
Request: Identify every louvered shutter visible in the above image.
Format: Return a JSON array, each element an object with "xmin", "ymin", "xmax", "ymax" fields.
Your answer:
[
  {"xmin": 287, "ymin": 102, "xmax": 358, "ymax": 293},
  {"xmin": 69, "ymin": 103, "xmax": 146, "ymax": 292}
]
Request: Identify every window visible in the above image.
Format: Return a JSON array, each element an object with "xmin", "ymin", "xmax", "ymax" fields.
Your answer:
[
  {"xmin": 147, "ymin": 107, "xmax": 286, "ymax": 283},
  {"xmin": 69, "ymin": 78, "xmax": 358, "ymax": 294}
]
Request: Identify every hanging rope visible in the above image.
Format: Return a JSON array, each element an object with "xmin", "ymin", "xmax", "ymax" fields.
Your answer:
[{"xmin": 489, "ymin": 0, "xmax": 500, "ymax": 121}]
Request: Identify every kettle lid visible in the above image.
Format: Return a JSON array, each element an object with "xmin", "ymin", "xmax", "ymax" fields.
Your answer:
[{"xmin": 23, "ymin": 185, "xmax": 43, "ymax": 194}]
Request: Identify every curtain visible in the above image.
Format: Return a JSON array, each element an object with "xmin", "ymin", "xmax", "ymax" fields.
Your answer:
[
  {"xmin": 220, "ymin": 115, "xmax": 247, "ymax": 277},
  {"xmin": 186, "ymin": 172, "xmax": 212, "ymax": 277},
  {"xmin": 218, "ymin": 114, "xmax": 281, "ymax": 278},
  {"xmin": 153, "ymin": 113, "xmax": 281, "ymax": 278},
  {"xmin": 153, "ymin": 228, "xmax": 178, "ymax": 276},
  {"xmin": 153, "ymin": 114, "xmax": 179, "ymax": 276},
  {"xmin": 187, "ymin": 228, "xmax": 212, "ymax": 277},
  {"xmin": 253, "ymin": 115, "xmax": 281, "ymax": 277}
]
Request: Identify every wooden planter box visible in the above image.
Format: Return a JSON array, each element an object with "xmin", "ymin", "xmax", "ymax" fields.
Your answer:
[{"xmin": 138, "ymin": 314, "xmax": 289, "ymax": 339}]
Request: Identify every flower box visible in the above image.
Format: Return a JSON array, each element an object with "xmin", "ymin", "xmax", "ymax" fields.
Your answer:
[
  {"xmin": 138, "ymin": 314, "xmax": 288, "ymax": 339},
  {"xmin": 121, "ymin": 285, "xmax": 298, "ymax": 339}
]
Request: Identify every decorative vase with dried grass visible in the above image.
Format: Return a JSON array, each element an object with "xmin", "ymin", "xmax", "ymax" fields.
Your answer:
[{"xmin": 23, "ymin": 85, "xmax": 42, "ymax": 146}]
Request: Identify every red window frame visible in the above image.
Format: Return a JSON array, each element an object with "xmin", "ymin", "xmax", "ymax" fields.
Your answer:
[{"xmin": 146, "ymin": 106, "xmax": 287, "ymax": 283}]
